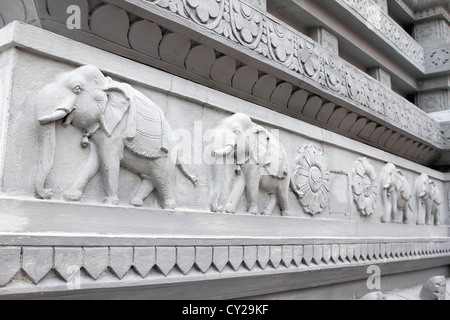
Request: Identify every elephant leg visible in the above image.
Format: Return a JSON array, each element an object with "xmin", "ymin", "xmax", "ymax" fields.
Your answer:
[
  {"xmin": 277, "ymin": 182, "xmax": 293, "ymax": 217},
  {"xmin": 210, "ymin": 162, "xmax": 225, "ymax": 212},
  {"xmin": 35, "ymin": 123, "xmax": 57, "ymax": 200},
  {"xmin": 380, "ymin": 192, "xmax": 391, "ymax": 223},
  {"xmin": 262, "ymin": 193, "xmax": 277, "ymax": 216},
  {"xmin": 401, "ymin": 205, "xmax": 409, "ymax": 224},
  {"xmin": 425, "ymin": 200, "xmax": 433, "ymax": 225},
  {"xmin": 97, "ymin": 141, "xmax": 123, "ymax": 205},
  {"xmin": 224, "ymin": 174, "xmax": 245, "ymax": 214},
  {"xmin": 147, "ymin": 158, "xmax": 176, "ymax": 210},
  {"xmin": 390, "ymin": 193, "xmax": 398, "ymax": 222},
  {"xmin": 130, "ymin": 178, "xmax": 154, "ymax": 207},
  {"xmin": 416, "ymin": 200, "xmax": 425, "ymax": 225},
  {"xmin": 243, "ymin": 164, "xmax": 261, "ymax": 215},
  {"xmin": 64, "ymin": 143, "xmax": 100, "ymax": 202}
]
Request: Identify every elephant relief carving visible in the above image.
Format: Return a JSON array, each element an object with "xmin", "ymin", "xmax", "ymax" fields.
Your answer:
[
  {"xmin": 379, "ymin": 163, "xmax": 412, "ymax": 224},
  {"xmin": 415, "ymin": 173, "xmax": 441, "ymax": 226},
  {"xmin": 34, "ymin": 65, "xmax": 197, "ymax": 208},
  {"xmin": 209, "ymin": 113, "xmax": 295, "ymax": 216}
]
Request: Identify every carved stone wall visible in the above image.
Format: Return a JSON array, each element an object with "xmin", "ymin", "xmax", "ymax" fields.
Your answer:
[
  {"xmin": 21, "ymin": 0, "xmax": 444, "ymax": 166},
  {"xmin": 0, "ymin": 1, "xmax": 449, "ymax": 300}
]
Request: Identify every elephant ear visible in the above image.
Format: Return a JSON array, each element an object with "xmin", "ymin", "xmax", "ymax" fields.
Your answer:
[
  {"xmin": 253, "ymin": 126, "xmax": 288, "ymax": 179},
  {"xmin": 100, "ymin": 82, "xmax": 135, "ymax": 137}
]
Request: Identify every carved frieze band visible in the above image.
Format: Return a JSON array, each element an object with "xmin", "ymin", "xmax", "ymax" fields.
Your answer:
[
  {"xmin": 137, "ymin": 0, "xmax": 440, "ymax": 146},
  {"xmin": 1, "ymin": 241, "xmax": 449, "ymax": 288},
  {"xmin": 34, "ymin": 0, "xmax": 443, "ymax": 150}
]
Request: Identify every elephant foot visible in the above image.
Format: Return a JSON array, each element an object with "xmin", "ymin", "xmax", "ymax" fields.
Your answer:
[
  {"xmin": 281, "ymin": 211, "xmax": 297, "ymax": 217},
  {"xmin": 261, "ymin": 210, "xmax": 273, "ymax": 216},
  {"xmin": 130, "ymin": 197, "xmax": 144, "ymax": 207},
  {"xmin": 36, "ymin": 187, "xmax": 53, "ymax": 200},
  {"xmin": 63, "ymin": 188, "xmax": 83, "ymax": 202},
  {"xmin": 224, "ymin": 203, "xmax": 237, "ymax": 214},
  {"xmin": 162, "ymin": 199, "xmax": 176, "ymax": 210},
  {"xmin": 210, "ymin": 203, "xmax": 223, "ymax": 213},
  {"xmin": 103, "ymin": 196, "xmax": 119, "ymax": 206},
  {"xmin": 248, "ymin": 206, "xmax": 259, "ymax": 215}
]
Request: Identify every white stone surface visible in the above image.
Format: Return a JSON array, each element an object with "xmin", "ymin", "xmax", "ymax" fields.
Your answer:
[{"xmin": 0, "ymin": 20, "xmax": 449, "ymax": 300}]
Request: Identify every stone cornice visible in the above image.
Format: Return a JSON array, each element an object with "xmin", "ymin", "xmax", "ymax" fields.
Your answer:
[
  {"xmin": 125, "ymin": 0, "xmax": 442, "ymax": 149},
  {"xmin": 1, "ymin": 1, "xmax": 446, "ymax": 164}
]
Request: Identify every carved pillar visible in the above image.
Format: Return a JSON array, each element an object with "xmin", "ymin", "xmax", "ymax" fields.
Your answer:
[
  {"xmin": 310, "ymin": 27, "xmax": 339, "ymax": 56},
  {"xmin": 368, "ymin": 67, "xmax": 392, "ymax": 89},
  {"xmin": 414, "ymin": 13, "xmax": 450, "ymax": 114},
  {"xmin": 243, "ymin": 0, "xmax": 266, "ymax": 11}
]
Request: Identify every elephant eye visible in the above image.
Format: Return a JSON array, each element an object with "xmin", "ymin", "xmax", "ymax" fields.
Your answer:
[{"xmin": 72, "ymin": 84, "xmax": 83, "ymax": 94}]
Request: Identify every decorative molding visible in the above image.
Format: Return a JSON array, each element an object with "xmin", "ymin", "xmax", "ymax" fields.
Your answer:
[
  {"xmin": 352, "ymin": 157, "xmax": 378, "ymax": 217},
  {"xmin": 1, "ymin": 240, "xmax": 449, "ymax": 289},
  {"xmin": 133, "ymin": 0, "xmax": 441, "ymax": 147},
  {"xmin": 29, "ymin": 0, "xmax": 444, "ymax": 161}
]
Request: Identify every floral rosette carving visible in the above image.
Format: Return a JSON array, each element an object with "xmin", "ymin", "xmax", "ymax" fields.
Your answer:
[
  {"xmin": 230, "ymin": 0, "xmax": 263, "ymax": 49},
  {"xmin": 352, "ymin": 157, "xmax": 378, "ymax": 216},
  {"xmin": 184, "ymin": 0, "xmax": 225, "ymax": 29},
  {"xmin": 292, "ymin": 144, "xmax": 330, "ymax": 216}
]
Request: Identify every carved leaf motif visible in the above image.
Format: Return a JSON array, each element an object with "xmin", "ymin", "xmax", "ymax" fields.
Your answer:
[
  {"xmin": 0, "ymin": 248, "xmax": 21, "ymax": 286},
  {"xmin": 298, "ymin": 40, "xmax": 320, "ymax": 79},
  {"xmin": 267, "ymin": 22, "xmax": 294, "ymax": 64},
  {"xmin": 83, "ymin": 247, "xmax": 109, "ymax": 280},
  {"xmin": 22, "ymin": 247, "xmax": 53, "ymax": 284},
  {"xmin": 185, "ymin": 0, "xmax": 222, "ymax": 26},
  {"xmin": 230, "ymin": 0, "xmax": 262, "ymax": 48}
]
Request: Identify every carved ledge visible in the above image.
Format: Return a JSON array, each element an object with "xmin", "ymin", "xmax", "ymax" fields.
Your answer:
[
  {"xmin": 16, "ymin": 0, "xmax": 444, "ymax": 165},
  {"xmin": 0, "ymin": 198, "xmax": 449, "ymax": 298}
]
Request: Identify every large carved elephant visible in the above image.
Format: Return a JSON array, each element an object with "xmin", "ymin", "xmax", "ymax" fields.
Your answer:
[
  {"xmin": 379, "ymin": 163, "xmax": 412, "ymax": 224},
  {"xmin": 34, "ymin": 65, "xmax": 197, "ymax": 208},
  {"xmin": 209, "ymin": 113, "xmax": 294, "ymax": 216}
]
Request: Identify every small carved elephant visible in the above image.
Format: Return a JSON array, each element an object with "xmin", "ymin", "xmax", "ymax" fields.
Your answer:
[
  {"xmin": 34, "ymin": 65, "xmax": 197, "ymax": 208},
  {"xmin": 379, "ymin": 163, "xmax": 412, "ymax": 224},
  {"xmin": 415, "ymin": 173, "xmax": 441, "ymax": 226},
  {"xmin": 209, "ymin": 113, "xmax": 294, "ymax": 216}
]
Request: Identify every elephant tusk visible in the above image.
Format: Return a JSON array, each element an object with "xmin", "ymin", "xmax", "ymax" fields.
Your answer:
[
  {"xmin": 212, "ymin": 145, "xmax": 234, "ymax": 157},
  {"xmin": 38, "ymin": 110, "xmax": 69, "ymax": 125}
]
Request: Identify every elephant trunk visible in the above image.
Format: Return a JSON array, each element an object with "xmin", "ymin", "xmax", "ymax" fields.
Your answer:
[
  {"xmin": 34, "ymin": 95, "xmax": 76, "ymax": 199},
  {"xmin": 34, "ymin": 122, "xmax": 57, "ymax": 199},
  {"xmin": 211, "ymin": 144, "xmax": 234, "ymax": 157},
  {"xmin": 38, "ymin": 109, "xmax": 69, "ymax": 125}
]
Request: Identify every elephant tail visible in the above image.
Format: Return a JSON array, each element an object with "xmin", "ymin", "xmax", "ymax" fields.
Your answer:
[
  {"xmin": 289, "ymin": 178, "xmax": 302, "ymax": 199},
  {"xmin": 177, "ymin": 163, "xmax": 198, "ymax": 187}
]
